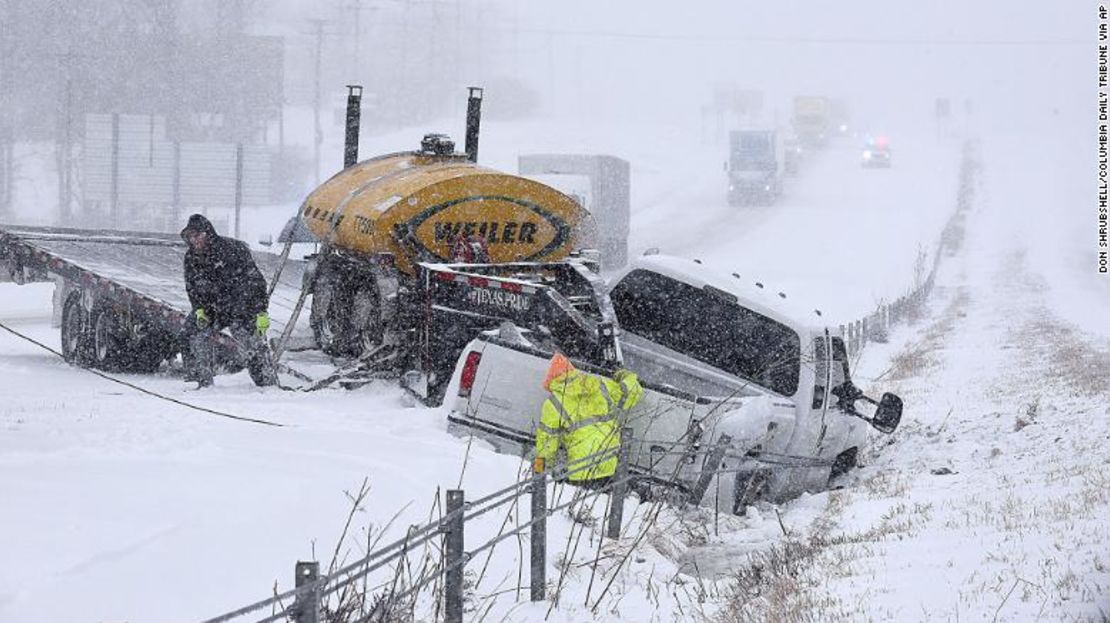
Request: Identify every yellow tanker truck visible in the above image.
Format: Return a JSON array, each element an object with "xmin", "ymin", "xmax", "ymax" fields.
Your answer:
[
  {"xmin": 301, "ymin": 138, "xmax": 588, "ymax": 277},
  {"xmin": 295, "ymin": 89, "xmax": 612, "ymax": 398}
]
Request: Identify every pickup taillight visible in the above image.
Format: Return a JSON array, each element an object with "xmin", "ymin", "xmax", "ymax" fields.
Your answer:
[{"xmin": 458, "ymin": 351, "xmax": 483, "ymax": 398}]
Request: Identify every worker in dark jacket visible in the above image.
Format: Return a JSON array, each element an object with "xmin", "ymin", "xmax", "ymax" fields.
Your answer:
[{"xmin": 180, "ymin": 214, "xmax": 276, "ymax": 388}]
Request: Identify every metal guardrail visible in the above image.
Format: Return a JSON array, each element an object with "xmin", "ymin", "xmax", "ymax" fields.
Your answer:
[{"xmin": 199, "ymin": 435, "xmax": 663, "ymax": 623}]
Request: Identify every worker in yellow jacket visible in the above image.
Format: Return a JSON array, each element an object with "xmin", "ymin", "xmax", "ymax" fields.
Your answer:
[{"xmin": 534, "ymin": 353, "xmax": 645, "ymax": 488}]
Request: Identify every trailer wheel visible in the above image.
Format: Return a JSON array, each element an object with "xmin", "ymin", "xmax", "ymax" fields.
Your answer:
[
  {"xmin": 90, "ymin": 302, "xmax": 130, "ymax": 372},
  {"xmin": 60, "ymin": 291, "xmax": 91, "ymax": 365},
  {"xmin": 127, "ymin": 330, "xmax": 172, "ymax": 373}
]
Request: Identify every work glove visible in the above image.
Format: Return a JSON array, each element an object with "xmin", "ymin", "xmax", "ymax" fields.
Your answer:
[
  {"xmin": 255, "ymin": 312, "xmax": 270, "ymax": 336},
  {"xmin": 194, "ymin": 308, "xmax": 211, "ymax": 329},
  {"xmin": 612, "ymin": 368, "xmax": 632, "ymax": 383}
]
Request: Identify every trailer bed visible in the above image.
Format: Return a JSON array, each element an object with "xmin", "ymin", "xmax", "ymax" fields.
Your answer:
[{"xmin": 0, "ymin": 224, "xmax": 312, "ymax": 340}]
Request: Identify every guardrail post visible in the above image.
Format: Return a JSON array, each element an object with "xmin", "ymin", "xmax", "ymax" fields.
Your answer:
[
  {"xmin": 606, "ymin": 427, "xmax": 633, "ymax": 540},
  {"xmin": 292, "ymin": 561, "xmax": 320, "ymax": 623},
  {"xmin": 444, "ymin": 489, "xmax": 465, "ymax": 623},
  {"xmin": 530, "ymin": 458, "xmax": 547, "ymax": 602}
]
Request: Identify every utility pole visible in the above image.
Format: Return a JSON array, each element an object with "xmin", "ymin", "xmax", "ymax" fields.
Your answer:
[
  {"xmin": 343, "ymin": 1, "xmax": 376, "ymax": 99},
  {"xmin": 0, "ymin": 2, "xmax": 11, "ymax": 219},
  {"xmin": 350, "ymin": 0, "xmax": 362, "ymax": 78},
  {"xmin": 57, "ymin": 51, "xmax": 79, "ymax": 222},
  {"xmin": 310, "ymin": 19, "xmax": 325, "ymax": 184},
  {"xmin": 454, "ymin": 0, "xmax": 462, "ymax": 95}
]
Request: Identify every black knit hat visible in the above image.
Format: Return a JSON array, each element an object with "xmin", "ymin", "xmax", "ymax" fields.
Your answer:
[{"xmin": 180, "ymin": 214, "xmax": 218, "ymax": 241}]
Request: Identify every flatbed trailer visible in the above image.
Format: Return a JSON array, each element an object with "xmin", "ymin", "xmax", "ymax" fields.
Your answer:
[{"xmin": 0, "ymin": 224, "xmax": 312, "ymax": 373}]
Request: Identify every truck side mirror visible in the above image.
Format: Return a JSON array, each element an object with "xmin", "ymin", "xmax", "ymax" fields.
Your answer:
[{"xmin": 871, "ymin": 392, "xmax": 902, "ymax": 434}]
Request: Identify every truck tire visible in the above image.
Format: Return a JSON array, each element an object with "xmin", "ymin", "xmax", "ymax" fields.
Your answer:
[
  {"xmin": 60, "ymin": 291, "xmax": 92, "ymax": 365},
  {"xmin": 90, "ymin": 301, "xmax": 130, "ymax": 372},
  {"xmin": 348, "ymin": 280, "xmax": 385, "ymax": 355},
  {"xmin": 127, "ymin": 329, "xmax": 173, "ymax": 373},
  {"xmin": 732, "ymin": 469, "xmax": 770, "ymax": 515},
  {"xmin": 311, "ymin": 261, "xmax": 386, "ymax": 358},
  {"xmin": 829, "ymin": 447, "xmax": 859, "ymax": 482},
  {"xmin": 311, "ymin": 265, "xmax": 356, "ymax": 357}
]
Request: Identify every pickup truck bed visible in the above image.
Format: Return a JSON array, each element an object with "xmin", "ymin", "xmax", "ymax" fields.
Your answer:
[{"xmin": 445, "ymin": 334, "xmax": 798, "ymax": 502}]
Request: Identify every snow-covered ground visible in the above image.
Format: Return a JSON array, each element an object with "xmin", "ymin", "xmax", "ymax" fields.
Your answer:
[{"xmin": 3, "ymin": 114, "xmax": 1106, "ymax": 622}]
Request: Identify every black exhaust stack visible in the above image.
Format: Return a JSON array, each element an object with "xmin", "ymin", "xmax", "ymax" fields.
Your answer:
[
  {"xmin": 464, "ymin": 86, "xmax": 483, "ymax": 163},
  {"xmin": 344, "ymin": 85, "xmax": 363, "ymax": 169}
]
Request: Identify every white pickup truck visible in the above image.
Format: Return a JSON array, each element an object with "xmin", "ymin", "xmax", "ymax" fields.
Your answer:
[{"xmin": 442, "ymin": 254, "xmax": 901, "ymax": 513}]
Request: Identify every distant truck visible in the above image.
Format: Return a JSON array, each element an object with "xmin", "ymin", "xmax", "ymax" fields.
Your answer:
[
  {"xmin": 444, "ymin": 253, "xmax": 903, "ymax": 511},
  {"xmin": 725, "ymin": 129, "xmax": 783, "ymax": 206},
  {"xmin": 792, "ymin": 96, "xmax": 832, "ymax": 148}
]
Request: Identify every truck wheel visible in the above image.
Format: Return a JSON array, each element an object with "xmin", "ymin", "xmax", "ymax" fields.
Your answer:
[
  {"xmin": 348, "ymin": 280, "xmax": 385, "ymax": 355},
  {"xmin": 829, "ymin": 447, "xmax": 859, "ymax": 481},
  {"xmin": 310, "ymin": 267, "xmax": 356, "ymax": 356},
  {"xmin": 127, "ymin": 329, "xmax": 172, "ymax": 373},
  {"xmin": 60, "ymin": 291, "xmax": 91, "ymax": 365},
  {"xmin": 732, "ymin": 470, "xmax": 770, "ymax": 515},
  {"xmin": 311, "ymin": 262, "xmax": 386, "ymax": 358},
  {"xmin": 90, "ymin": 302, "xmax": 130, "ymax": 372}
]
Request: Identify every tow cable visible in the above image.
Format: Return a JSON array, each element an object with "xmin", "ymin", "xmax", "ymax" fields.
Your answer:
[{"xmin": 0, "ymin": 320, "xmax": 285, "ymax": 428}]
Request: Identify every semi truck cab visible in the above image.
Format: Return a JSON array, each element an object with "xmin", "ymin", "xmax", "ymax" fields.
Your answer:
[{"xmin": 726, "ymin": 130, "xmax": 783, "ymax": 206}]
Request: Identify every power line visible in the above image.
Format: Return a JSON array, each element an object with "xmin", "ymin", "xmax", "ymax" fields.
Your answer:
[{"xmin": 502, "ymin": 27, "xmax": 1086, "ymax": 48}]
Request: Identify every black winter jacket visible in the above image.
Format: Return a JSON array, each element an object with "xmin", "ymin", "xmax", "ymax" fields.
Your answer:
[{"xmin": 181, "ymin": 215, "xmax": 269, "ymax": 325}]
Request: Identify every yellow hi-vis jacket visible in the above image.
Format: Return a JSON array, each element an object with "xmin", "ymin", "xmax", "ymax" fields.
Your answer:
[{"xmin": 535, "ymin": 369, "xmax": 645, "ymax": 482}]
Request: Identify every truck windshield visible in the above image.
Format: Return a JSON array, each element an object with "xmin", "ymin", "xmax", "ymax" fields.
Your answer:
[
  {"xmin": 733, "ymin": 134, "xmax": 771, "ymax": 151},
  {"xmin": 611, "ymin": 270, "xmax": 801, "ymax": 396}
]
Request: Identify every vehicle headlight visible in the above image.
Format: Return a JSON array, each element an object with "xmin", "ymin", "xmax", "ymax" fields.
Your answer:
[
  {"xmin": 863, "ymin": 150, "xmax": 872, "ymax": 159},
  {"xmin": 764, "ymin": 184, "xmax": 771, "ymax": 191}
]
